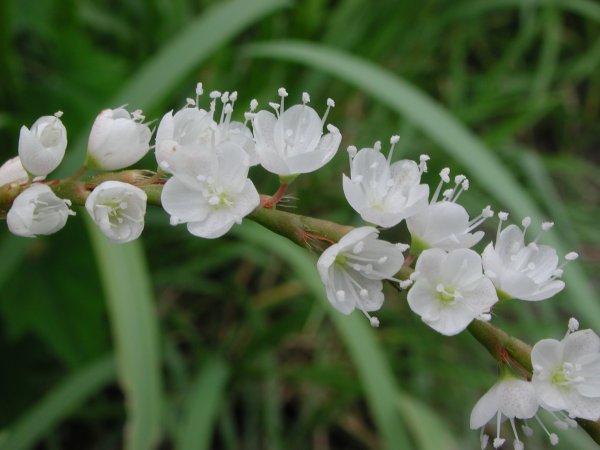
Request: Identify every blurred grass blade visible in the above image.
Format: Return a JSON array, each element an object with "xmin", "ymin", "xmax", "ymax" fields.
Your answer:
[
  {"xmin": 235, "ymin": 222, "xmax": 448, "ymax": 450},
  {"xmin": 0, "ymin": 355, "xmax": 115, "ymax": 450},
  {"xmin": 395, "ymin": 393, "xmax": 459, "ymax": 450},
  {"xmin": 112, "ymin": 0, "xmax": 290, "ymax": 109},
  {"xmin": 244, "ymin": 39, "xmax": 600, "ymax": 330},
  {"xmin": 86, "ymin": 216, "xmax": 163, "ymax": 450},
  {"xmin": 176, "ymin": 357, "xmax": 229, "ymax": 450},
  {"xmin": 59, "ymin": 0, "xmax": 290, "ymax": 175}
]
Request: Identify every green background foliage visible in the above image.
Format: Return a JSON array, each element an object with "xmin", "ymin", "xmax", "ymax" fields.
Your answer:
[{"xmin": 0, "ymin": 0, "xmax": 599, "ymax": 448}]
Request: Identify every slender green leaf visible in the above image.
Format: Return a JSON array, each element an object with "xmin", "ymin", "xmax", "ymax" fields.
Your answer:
[
  {"xmin": 86, "ymin": 216, "xmax": 163, "ymax": 450},
  {"xmin": 0, "ymin": 355, "xmax": 115, "ymax": 450},
  {"xmin": 244, "ymin": 39, "xmax": 600, "ymax": 330},
  {"xmin": 395, "ymin": 393, "xmax": 459, "ymax": 450},
  {"xmin": 234, "ymin": 222, "xmax": 419, "ymax": 450},
  {"xmin": 176, "ymin": 357, "xmax": 229, "ymax": 450}
]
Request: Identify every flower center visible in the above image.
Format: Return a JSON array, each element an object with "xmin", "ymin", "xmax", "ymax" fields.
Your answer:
[
  {"xmin": 551, "ymin": 362, "xmax": 584, "ymax": 388},
  {"xmin": 436, "ymin": 284, "xmax": 459, "ymax": 304}
]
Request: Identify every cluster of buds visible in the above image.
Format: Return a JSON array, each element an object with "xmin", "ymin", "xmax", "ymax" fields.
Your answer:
[{"xmin": 0, "ymin": 84, "xmax": 594, "ymax": 448}]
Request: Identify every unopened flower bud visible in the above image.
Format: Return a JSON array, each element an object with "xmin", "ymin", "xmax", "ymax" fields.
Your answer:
[
  {"xmin": 0, "ymin": 157, "xmax": 29, "ymax": 187},
  {"xmin": 85, "ymin": 181, "xmax": 147, "ymax": 243},
  {"xmin": 7, "ymin": 184, "xmax": 74, "ymax": 237},
  {"xmin": 86, "ymin": 108, "xmax": 152, "ymax": 170},
  {"xmin": 18, "ymin": 114, "xmax": 67, "ymax": 176}
]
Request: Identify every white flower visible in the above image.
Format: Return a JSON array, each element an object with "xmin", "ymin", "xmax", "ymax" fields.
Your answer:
[
  {"xmin": 470, "ymin": 375, "xmax": 544, "ymax": 450},
  {"xmin": 482, "ymin": 215, "xmax": 570, "ymax": 301},
  {"xmin": 86, "ymin": 107, "xmax": 152, "ymax": 170},
  {"xmin": 155, "ymin": 87, "xmax": 257, "ymax": 174},
  {"xmin": 317, "ymin": 226, "xmax": 407, "ymax": 327},
  {"xmin": 531, "ymin": 327, "xmax": 600, "ymax": 420},
  {"xmin": 0, "ymin": 157, "xmax": 29, "ymax": 187},
  {"xmin": 85, "ymin": 181, "xmax": 147, "ymax": 243},
  {"xmin": 406, "ymin": 168, "xmax": 493, "ymax": 252},
  {"xmin": 7, "ymin": 184, "xmax": 74, "ymax": 237},
  {"xmin": 161, "ymin": 142, "xmax": 259, "ymax": 239},
  {"xmin": 342, "ymin": 137, "xmax": 429, "ymax": 227},
  {"xmin": 18, "ymin": 112, "xmax": 67, "ymax": 176},
  {"xmin": 407, "ymin": 248, "xmax": 497, "ymax": 335},
  {"xmin": 252, "ymin": 88, "xmax": 341, "ymax": 177}
]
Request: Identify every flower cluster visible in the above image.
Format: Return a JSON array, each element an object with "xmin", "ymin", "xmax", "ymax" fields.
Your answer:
[
  {"xmin": 470, "ymin": 320, "xmax": 600, "ymax": 449},
  {"xmin": 0, "ymin": 84, "xmax": 596, "ymax": 448},
  {"xmin": 1, "ymin": 85, "xmax": 341, "ymax": 241}
]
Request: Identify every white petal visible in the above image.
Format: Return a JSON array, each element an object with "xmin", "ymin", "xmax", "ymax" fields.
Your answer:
[
  {"xmin": 498, "ymin": 378, "xmax": 538, "ymax": 419},
  {"xmin": 441, "ymin": 248, "xmax": 484, "ymax": 286},
  {"xmin": 161, "ymin": 177, "xmax": 209, "ymax": 223},
  {"xmin": 186, "ymin": 209, "xmax": 236, "ymax": 239},
  {"xmin": 564, "ymin": 330, "xmax": 600, "ymax": 362},
  {"xmin": 470, "ymin": 383, "xmax": 501, "ymax": 429},
  {"xmin": 413, "ymin": 248, "xmax": 447, "ymax": 283}
]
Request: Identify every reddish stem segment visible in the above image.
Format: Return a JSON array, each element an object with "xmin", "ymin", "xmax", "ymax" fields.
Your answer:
[{"xmin": 260, "ymin": 183, "xmax": 288, "ymax": 208}]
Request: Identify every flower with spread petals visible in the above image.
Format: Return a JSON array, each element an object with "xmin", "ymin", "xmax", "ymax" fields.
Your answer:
[
  {"xmin": 252, "ymin": 88, "xmax": 341, "ymax": 177},
  {"xmin": 482, "ymin": 214, "xmax": 573, "ymax": 301},
  {"xmin": 317, "ymin": 226, "xmax": 407, "ymax": 327},
  {"xmin": 155, "ymin": 85, "xmax": 258, "ymax": 174},
  {"xmin": 407, "ymin": 248, "xmax": 497, "ymax": 335},
  {"xmin": 342, "ymin": 137, "xmax": 429, "ymax": 227},
  {"xmin": 86, "ymin": 107, "xmax": 152, "ymax": 170},
  {"xmin": 0, "ymin": 157, "xmax": 29, "ymax": 187},
  {"xmin": 85, "ymin": 181, "xmax": 147, "ymax": 243},
  {"xmin": 531, "ymin": 324, "xmax": 600, "ymax": 421},
  {"xmin": 407, "ymin": 168, "xmax": 493, "ymax": 252},
  {"xmin": 470, "ymin": 374, "xmax": 550, "ymax": 450},
  {"xmin": 7, "ymin": 184, "xmax": 74, "ymax": 237},
  {"xmin": 18, "ymin": 112, "xmax": 67, "ymax": 176},
  {"xmin": 161, "ymin": 142, "xmax": 259, "ymax": 239}
]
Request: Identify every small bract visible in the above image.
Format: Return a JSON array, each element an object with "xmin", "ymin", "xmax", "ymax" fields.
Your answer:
[
  {"xmin": 407, "ymin": 248, "xmax": 497, "ymax": 336},
  {"xmin": 253, "ymin": 88, "xmax": 341, "ymax": 177},
  {"xmin": 85, "ymin": 181, "xmax": 147, "ymax": 243},
  {"xmin": 0, "ymin": 157, "xmax": 29, "ymax": 187},
  {"xmin": 317, "ymin": 226, "xmax": 407, "ymax": 327},
  {"xmin": 7, "ymin": 184, "xmax": 74, "ymax": 237},
  {"xmin": 531, "ymin": 327, "xmax": 600, "ymax": 421},
  {"xmin": 87, "ymin": 107, "xmax": 152, "ymax": 170},
  {"xmin": 18, "ymin": 112, "xmax": 67, "ymax": 176}
]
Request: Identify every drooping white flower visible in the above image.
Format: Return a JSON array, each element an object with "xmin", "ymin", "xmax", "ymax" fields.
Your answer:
[
  {"xmin": 85, "ymin": 181, "xmax": 147, "ymax": 243},
  {"xmin": 252, "ymin": 88, "xmax": 341, "ymax": 177},
  {"xmin": 86, "ymin": 107, "xmax": 152, "ymax": 170},
  {"xmin": 482, "ymin": 215, "xmax": 572, "ymax": 301},
  {"xmin": 161, "ymin": 142, "xmax": 259, "ymax": 239},
  {"xmin": 155, "ymin": 85, "xmax": 258, "ymax": 174},
  {"xmin": 407, "ymin": 168, "xmax": 493, "ymax": 252},
  {"xmin": 342, "ymin": 137, "xmax": 429, "ymax": 227},
  {"xmin": 470, "ymin": 374, "xmax": 545, "ymax": 450},
  {"xmin": 0, "ymin": 157, "xmax": 29, "ymax": 187},
  {"xmin": 407, "ymin": 248, "xmax": 497, "ymax": 336},
  {"xmin": 317, "ymin": 226, "xmax": 407, "ymax": 327},
  {"xmin": 18, "ymin": 112, "xmax": 67, "ymax": 176},
  {"xmin": 531, "ymin": 325, "xmax": 600, "ymax": 421},
  {"xmin": 7, "ymin": 184, "xmax": 74, "ymax": 237}
]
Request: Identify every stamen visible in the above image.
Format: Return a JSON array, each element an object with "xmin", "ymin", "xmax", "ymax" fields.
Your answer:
[
  {"xmin": 568, "ymin": 317, "xmax": 580, "ymax": 333},
  {"xmin": 494, "ymin": 411, "xmax": 505, "ymax": 448},
  {"xmin": 431, "ymin": 168, "xmax": 450, "ymax": 203},
  {"xmin": 387, "ymin": 135, "xmax": 400, "ymax": 164},
  {"xmin": 373, "ymin": 141, "xmax": 382, "ymax": 152},
  {"xmin": 509, "ymin": 418, "xmax": 523, "ymax": 450},
  {"xmin": 302, "ymin": 92, "xmax": 310, "ymax": 104},
  {"xmin": 321, "ymin": 98, "xmax": 335, "ymax": 126},
  {"xmin": 534, "ymin": 415, "xmax": 559, "ymax": 446},
  {"xmin": 419, "ymin": 154, "xmax": 430, "ymax": 174},
  {"xmin": 250, "ymin": 99, "xmax": 258, "ymax": 111},
  {"xmin": 347, "ymin": 145, "xmax": 358, "ymax": 168},
  {"xmin": 54, "ymin": 111, "xmax": 63, "ymax": 118},
  {"xmin": 195, "ymin": 82, "xmax": 203, "ymax": 104},
  {"xmin": 278, "ymin": 87, "xmax": 288, "ymax": 113}
]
